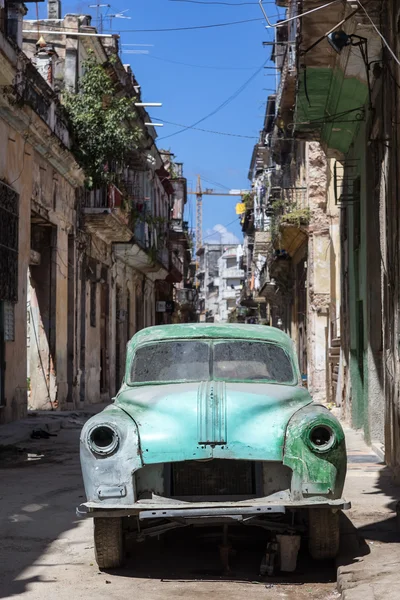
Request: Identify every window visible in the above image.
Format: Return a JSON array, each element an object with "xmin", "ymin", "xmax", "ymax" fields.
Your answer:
[
  {"xmin": 214, "ymin": 341, "xmax": 294, "ymax": 383},
  {"xmin": 353, "ymin": 177, "xmax": 361, "ymax": 251},
  {"xmin": 227, "ymin": 278, "xmax": 240, "ymax": 288},
  {"xmin": 129, "ymin": 340, "xmax": 295, "ymax": 385},
  {"xmin": 131, "ymin": 341, "xmax": 210, "ymax": 383},
  {"xmin": 0, "ymin": 181, "xmax": 19, "ymax": 303},
  {"xmin": 226, "ymin": 257, "xmax": 236, "ymax": 269},
  {"xmin": 3, "ymin": 301, "xmax": 15, "ymax": 341},
  {"xmin": 90, "ymin": 282, "xmax": 96, "ymax": 328}
]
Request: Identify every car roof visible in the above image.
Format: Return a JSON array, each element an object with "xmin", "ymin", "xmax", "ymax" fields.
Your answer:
[{"xmin": 129, "ymin": 323, "xmax": 294, "ymax": 353}]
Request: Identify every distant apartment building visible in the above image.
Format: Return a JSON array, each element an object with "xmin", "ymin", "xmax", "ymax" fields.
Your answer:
[
  {"xmin": 197, "ymin": 244, "xmax": 244, "ymax": 322},
  {"xmin": 196, "ymin": 244, "xmax": 224, "ymax": 322},
  {"xmin": 216, "ymin": 247, "xmax": 244, "ymax": 322}
]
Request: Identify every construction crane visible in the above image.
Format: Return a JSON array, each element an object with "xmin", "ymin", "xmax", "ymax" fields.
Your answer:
[{"xmin": 188, "ymin": 175, "xmax": 250, "ymax": 254}]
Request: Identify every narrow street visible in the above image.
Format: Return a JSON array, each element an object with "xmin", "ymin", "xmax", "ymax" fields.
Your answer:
[{"xmin": 1, "ymin": 411, "xmax": 396, "ymax": 600}]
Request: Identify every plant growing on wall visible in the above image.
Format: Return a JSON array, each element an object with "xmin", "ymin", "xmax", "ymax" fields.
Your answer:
[
  {"xmin": 242, "ymin": 192, "xmax": 254, "ymax": 209},
  {"xmin": 281, "ymin": 207, "xmax": 311, "ymax": 227},
  {"xmin": 64, "ymin": 53, "xmax": 141, "ymax": 187}
]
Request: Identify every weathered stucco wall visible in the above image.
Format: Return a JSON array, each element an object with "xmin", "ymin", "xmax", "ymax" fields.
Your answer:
[
  {"xmin": 306, "ymin": 142, "xmax": 332, "ymax": 403},
  {"xmin": 0, "ymin": 123, "xmax": 32, "ymax": 423}
]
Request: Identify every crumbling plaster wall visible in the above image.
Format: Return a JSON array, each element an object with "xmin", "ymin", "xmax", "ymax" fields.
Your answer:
[
  {"xmin": 0, "ymin": 121, "xmax": 32, "ymax": 423},
  {"xmin": 306, "ymin": 142, "xmax": 337, "ymax": 403}
]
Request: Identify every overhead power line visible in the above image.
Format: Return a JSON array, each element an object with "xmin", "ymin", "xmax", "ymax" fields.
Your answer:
[
  {"xmin": 157, "ymin": 60, "xmax": 267, "ymax": 141},
  {"xmin": 202, "ymin": 217, "xmax": 241, "ymax": 242},
  {"xmin": 169, "ymin": 0, "xmax": 273, "ymax": 4},
  {"xmin": 356, "ymin": 0, "xmax": 400, "ymax": 67},
  {"xmin": 258, "ymin": 0, "xmax": 341, "ymax": 28},
  {"xmin": 131, "ymin": 54, "xmax": 259, "ymax": 71},
  {"xmin": 24, "ymin": 17, "xmax": 263, "ymax": 33},
  {"xmin": 153, "ymin": 117, "xmax": 258, "ymax": 138},
  {"xmin": 117, "ymin": 17, "xmax": 263, "ymax": 32}
]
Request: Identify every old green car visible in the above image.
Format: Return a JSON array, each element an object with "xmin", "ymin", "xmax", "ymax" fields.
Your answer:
[{"xmin": 78, "ymin": 324, "xmax": 349, "ymax": 570}]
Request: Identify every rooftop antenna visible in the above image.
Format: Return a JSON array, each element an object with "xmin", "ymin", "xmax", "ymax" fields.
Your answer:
[
  {"xmin": 88, "ymin": 4, "xmax": 110, "ymax": 33},
  {"xmin": 108, "ymin": 9, "xmax": 131, "ymax": 30},
  {"xmin": 122, "ymin": 43, "xmax": 154, "ymax": 56}
]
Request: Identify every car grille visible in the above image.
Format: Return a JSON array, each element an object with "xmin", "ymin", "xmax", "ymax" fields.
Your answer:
[{"xmin": 171, "ymin": 459, "xmax": 255, "ymax": 497}]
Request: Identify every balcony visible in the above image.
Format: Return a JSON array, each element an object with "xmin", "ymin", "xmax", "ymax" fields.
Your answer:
[
  {"xmin": 82, "ymin": 185, "xmax": 133, "ymax": 245},
  {"xmin": 176, "ymin": 287, "xmax": 197, "ymax": 306},
  {"xmin": 294, "ymin": 1, "xmax": 382, "ymax": 156},
  {"xmin": 113, "ymin": 220, "xmax": 170, "ymax": 280},
  {"xmin": 221, "ymin": 288, "xmax": 238, "ymax": 301},
  {"xmin": 221, "ymin": 268, "xmax": 244, "ymax": 280},
  {"xmin": 167, "ymin": 252, "xmax": 184, "ymax": 283},
  {"xmin": 254, "ymin": 231, "xmax": 271, "ymax": 256}
]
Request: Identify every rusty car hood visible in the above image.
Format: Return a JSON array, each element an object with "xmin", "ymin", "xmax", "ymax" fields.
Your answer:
[{"xmin": 115, "ymin": 382, "xmax": 312, "ymax": 464}]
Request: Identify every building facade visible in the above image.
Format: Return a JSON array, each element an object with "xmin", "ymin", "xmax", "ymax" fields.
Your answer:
[
  {"xmin": 216, "ymin": 246, "xmax": 244, "ymax": 322},
  {"xmin": 0, "ymin": 1, "xmax": 192, "ymax": 424},
  {"xmin": 0, "ymin": 1, "xmax": 84, "ymax": 422},
  {"xmin": 261, "ymin": 0, "xmax": 400, "ymax": 471},
  {"xmin": 242, "ymin": 1, "xmax": 341, "ymax": 403}
]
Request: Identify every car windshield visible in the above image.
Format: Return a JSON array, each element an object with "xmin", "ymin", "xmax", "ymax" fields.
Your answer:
[{"xmin": 130, "ymin": 340, "xmax": 295, "ymax": 385}]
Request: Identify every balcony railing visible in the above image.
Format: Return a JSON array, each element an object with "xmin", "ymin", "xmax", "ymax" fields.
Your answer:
[
  {"xmin": 221, "ymin": 288, "xmax": 239, "ymax": 300},
  {"xmin": 171, "ymin": 252, "xmax": 184, "ymax": 275},
  {"xmin": 83, "ymin": 184, "xmax": 123, "ymax": 210}
]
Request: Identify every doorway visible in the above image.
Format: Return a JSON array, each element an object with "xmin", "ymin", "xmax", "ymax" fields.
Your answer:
[
  {"xmin": 100, "ymin": 266, "xmax": 109, "ymax": 395},
  {"xmin": 28, "ymin": 219, "xmax": 57, "ymax": 410},
  {"xmin": 0, "ymin": 302, "xmax": 5, "ymax": 406}
]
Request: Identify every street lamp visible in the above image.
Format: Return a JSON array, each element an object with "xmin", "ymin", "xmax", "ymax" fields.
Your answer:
[{"xmin": 134, "ymin": 103, "xmax": 162, "ymax": 107}]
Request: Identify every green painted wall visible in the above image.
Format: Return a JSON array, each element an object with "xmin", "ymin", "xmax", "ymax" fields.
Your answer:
[
  {"xmin": 342, "ymin": 123, "xmax": 370, "ymax": 442},
  {"xmin": 296, "ymin": 67, "xmax": 369, "ymax": 156}
]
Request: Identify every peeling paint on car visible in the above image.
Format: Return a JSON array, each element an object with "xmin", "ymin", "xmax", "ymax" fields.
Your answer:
[{"xmin": 79, "ymin": 324, "xmax": 348, "ymax": 515}]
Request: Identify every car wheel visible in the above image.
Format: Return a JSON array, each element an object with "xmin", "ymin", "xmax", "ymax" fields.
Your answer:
[
  {"xmin": 308, "ymin": 508, "xmax": 340, "ymax": 560},
  {"xmin": 94, "ymin": 517, "xmax": 124, "ymax": 569}
]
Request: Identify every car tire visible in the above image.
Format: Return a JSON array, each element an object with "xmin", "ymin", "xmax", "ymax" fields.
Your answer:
[
  {"xmin": 94, "ymin": 517, "xmax": 124, "ymax": 569},
  {"xmin": 308, "ymin": 508, "xmax": 340, "ymax": 560}
]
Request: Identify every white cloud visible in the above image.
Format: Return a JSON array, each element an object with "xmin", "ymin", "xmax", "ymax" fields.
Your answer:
[{"xmin": 204, "ymin": 224, "xmax": 241, "ymax": 245}]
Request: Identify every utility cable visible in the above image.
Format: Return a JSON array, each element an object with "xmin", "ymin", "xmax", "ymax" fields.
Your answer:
[
  {"xmin": 117, "ymin": 17, "xmax": 263, "ymax": 32},
  {"xmin": 202, "ymin": 217, "xmax": 241, "ymax": 242},
  {"xmin": 356, "ymin": 0, "xmax": 400, "ymax": 67},
  {"xmin": 157, "ymin": 60, "xmax": 267, "ymax": 141},
  {"xmin": 24, "ymin": 17, "xmax": 263, "ymax": 33},
  {"xmin": 151, "ymin": 117, "xmax": 258, "ymax": 139},
  {"xmin": 258, "ymin": 0, "xmax": 342, "ymax": 28},
  {"xmin": 129, "ymin": 54, "xmax": 259, "ymax": 71},
  {"xmin": 169, "ymin": 0, "xmax": 275, "ymax": 4}
]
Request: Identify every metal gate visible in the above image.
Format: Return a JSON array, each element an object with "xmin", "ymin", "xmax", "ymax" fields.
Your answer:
[
  {"xmin": 0, "ymin": 181, "xmax": 19, "ymax": 302},
  {"xmin": 0, "ymin": 181, "xmax": 19, "ymax": 406}
]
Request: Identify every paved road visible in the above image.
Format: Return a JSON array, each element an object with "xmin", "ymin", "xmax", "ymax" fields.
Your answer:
[{"xmin": 0, "ymin": 418, "xmax": 339, "ymax": 600}]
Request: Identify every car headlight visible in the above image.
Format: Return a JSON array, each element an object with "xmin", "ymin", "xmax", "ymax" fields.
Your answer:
[
  {"xmin": 307, "ymin": 424, "xmax": 336, "ymax": 453},
  {"xmin": 88, "ymin": 424, "xmax": 119, "ymax": 456}
]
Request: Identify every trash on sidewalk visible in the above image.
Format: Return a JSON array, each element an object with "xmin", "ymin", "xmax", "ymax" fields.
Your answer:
[{"xmin": 31, "ymin": 429, "xmax": 58, "ymax": 439}]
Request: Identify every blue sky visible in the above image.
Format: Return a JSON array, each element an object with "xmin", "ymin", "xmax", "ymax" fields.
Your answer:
[{"xmin": 27, "ymin": 1, "xmax": 282, "ymax": 243}]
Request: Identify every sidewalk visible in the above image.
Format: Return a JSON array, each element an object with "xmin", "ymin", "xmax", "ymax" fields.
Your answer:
[
  {"xmin": 0, "ymin": 403, "xmax": 110, "ymax": 447},
  {"xmin": 337, "ymin": 428, "xmax": 400, "ymax": 599}
]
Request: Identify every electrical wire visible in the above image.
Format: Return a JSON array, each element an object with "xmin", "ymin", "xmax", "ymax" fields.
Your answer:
[
  {"xmin": 116, "ymin": 17, "xmax": 264, "ymax": 32},
  {"xmin": 169, "ymin": 0, "xmax": 274, "ymax": 4},
  {"xmin": 157, "ymin": 59, "xmax": 267, "ymax": 141},
  {"xmin": 199, "ymin": 176, "xmax": 231, "ymax": 190},
  {"xmin": 25, "ymin": 17, "xmax": 264, "ymax": 33},
  {"xmin": 129, "ymin": 54, "xmax": 259, "ymax": 71},
  {"xmin": 356, "ymin": 0, "xmax": 400, "ymax": 67},
  {"xmin": 258, "ymin": 0, "xmax": 342, "ymax": 29},
  {"xmin": 151, "ymin": 117, "xmax": 258, "ymax": 139},
  {"xmin": 202, "ymin": 217, "xmax": 241, "ymax": 242}
]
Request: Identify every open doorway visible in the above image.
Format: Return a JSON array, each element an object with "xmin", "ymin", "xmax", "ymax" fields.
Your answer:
[
  {"xmin": 100, "ymin": 266, "xmax": 109, "ymax": 396},
  {"xmin": 27, "ymin": 219, "xmax": 57, "ymax": 410}
]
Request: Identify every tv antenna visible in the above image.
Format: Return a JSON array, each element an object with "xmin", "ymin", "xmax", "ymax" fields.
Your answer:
[
  {"xmin": 88, "ymin": 4, "xmax": 110, "ymax": 33},
  {"xmin": 108, "ymin": 9, "xmax": 131, "ymax": 30}
]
